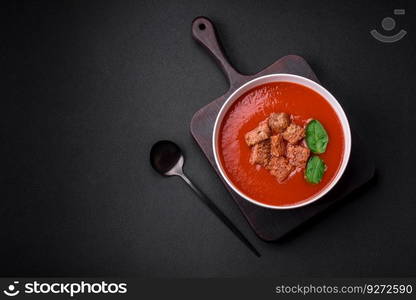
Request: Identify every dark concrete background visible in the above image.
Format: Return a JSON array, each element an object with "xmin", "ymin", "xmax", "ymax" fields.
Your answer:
[{"xmin": 2, "ymin": 0, "xmax": 416, "ymax": 277}]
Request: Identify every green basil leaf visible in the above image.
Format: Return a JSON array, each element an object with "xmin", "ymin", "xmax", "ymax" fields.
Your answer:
[
  {"xmin": 306, "ymin": 120, "xmax": 329, "ymax": 154},
  {"xmin": 305, "ymin": 156, "xmax": 326, "ymax": 184}
]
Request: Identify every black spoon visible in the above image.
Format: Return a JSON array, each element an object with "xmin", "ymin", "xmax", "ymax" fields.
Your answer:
[{"xmin": 150, "ymin": 140, "xmax": 260, "ymax": 257}]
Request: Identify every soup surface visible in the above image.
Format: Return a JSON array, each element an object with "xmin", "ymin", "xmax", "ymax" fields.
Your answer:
[{"xmin": 218, "ymin": 82, "xmax": 345, "ymax": 207}]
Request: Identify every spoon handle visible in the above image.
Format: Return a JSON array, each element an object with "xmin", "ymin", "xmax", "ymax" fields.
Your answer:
[{"xmin": 178, "ymin": 173, "xmax": 261, "ymax": 257}]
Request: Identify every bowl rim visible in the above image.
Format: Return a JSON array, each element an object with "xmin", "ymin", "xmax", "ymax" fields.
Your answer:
[{"xmin": 212, "ymin": 73, "xmax": 352, "ymax": 210}]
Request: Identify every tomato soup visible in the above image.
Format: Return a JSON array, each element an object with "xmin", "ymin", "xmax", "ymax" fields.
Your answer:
[{"xmin": 218, "ymin": 82, "xmax": 345, "ymax": 206}]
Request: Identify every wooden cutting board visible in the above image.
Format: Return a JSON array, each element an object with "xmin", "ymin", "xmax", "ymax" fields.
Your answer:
[{"xmin": 190, "ymin": 17, "xmax": 375, "ymax": 241}]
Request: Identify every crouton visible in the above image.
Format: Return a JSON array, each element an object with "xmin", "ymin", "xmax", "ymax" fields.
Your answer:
[
  {"xmin": 282, "ymin": 123, "xmax": 305, "ymax": 144},
  {"xmin": 266, "ymin": 156, "xmax": 294, "ymax": 183},
  {"xmin": 286, "ymin": 144, "xmax": 310, "ymax": 168},
  {"xmin": 270, "ymin": 134, "xmax": 286, "ymax": 157},
  {"xmin": 245, "ymin": 120, "xmax": 271, "ymax": 146},
  {"xmin": 268, "ymin": 112, "xmax": 290, "ymax": 134},
  {"xmin": 249, "ymin": 139, "xmax": 270, "ymax": 167}
]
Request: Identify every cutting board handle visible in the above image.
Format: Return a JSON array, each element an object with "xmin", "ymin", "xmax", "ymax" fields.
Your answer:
[{"xmin": 192, "ymin": 17, "xmax": 245, "ymax": 88}]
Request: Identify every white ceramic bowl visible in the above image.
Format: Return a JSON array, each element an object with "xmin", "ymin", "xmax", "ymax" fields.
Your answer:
[{"xmin": 212, "ymin": 74, "xmax": 352, "ymax": 209}]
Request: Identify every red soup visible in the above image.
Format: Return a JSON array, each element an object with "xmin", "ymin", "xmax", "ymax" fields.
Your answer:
[{"xmin": 218, "ymin": 82, "xmax": 345, "ymax": 207}]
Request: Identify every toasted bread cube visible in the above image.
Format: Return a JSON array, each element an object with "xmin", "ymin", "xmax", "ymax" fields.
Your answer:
[
  {"xmin": 268, "ymin": 112, "xmax": 290, "ymax": 134},
  {"xmin": 287, "ymin": 144, "xmax": 310, "ymax": 168},
  {"xmin": 270, "ymin": 134, "xmax": 286, "ymax": 157},
  {"xmin": 282, "ymin": 123, "xmax": 305, "ymax": 144},
  {"xmin": 249, "ymin": 139, "xmax": 270, "ymax": 167},
  {"xmin": 266, "ymin": 156, "xmax": 294, "ymax": 183},
  {"xmin": 245, "ymin": 120, "xmax": 271, "ymax": 146}
]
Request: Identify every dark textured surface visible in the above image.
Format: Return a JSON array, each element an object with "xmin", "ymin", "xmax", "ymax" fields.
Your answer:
[{"xmin": 2, "ymin": 0, "xmax": 416, "ymax": 277}]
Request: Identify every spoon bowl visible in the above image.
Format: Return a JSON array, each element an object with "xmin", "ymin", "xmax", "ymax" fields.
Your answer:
[{"xmin": 150, "ymin": 140, "xmax": 183, "ymax": 176}]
